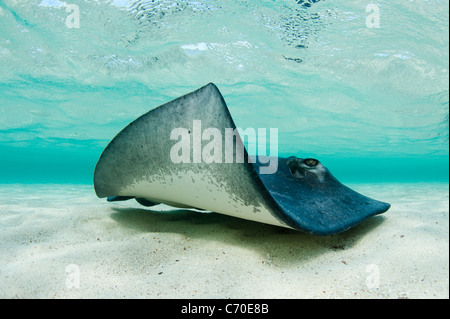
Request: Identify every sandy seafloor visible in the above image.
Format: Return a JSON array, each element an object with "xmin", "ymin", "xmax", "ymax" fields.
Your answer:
[{"xmin": 0, "ymin": 183, "xmax": 448, "ymax": 299}]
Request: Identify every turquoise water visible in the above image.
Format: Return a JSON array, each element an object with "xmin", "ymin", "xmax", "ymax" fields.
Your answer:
[{"xmin": 0, "ymin": 0, "xmax": 448, "ymax": 184}]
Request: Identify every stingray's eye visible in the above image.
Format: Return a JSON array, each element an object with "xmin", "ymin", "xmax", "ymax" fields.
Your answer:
[{"xmin": 303, "ymin": 158, "xmax": 319, "ymax": 167}]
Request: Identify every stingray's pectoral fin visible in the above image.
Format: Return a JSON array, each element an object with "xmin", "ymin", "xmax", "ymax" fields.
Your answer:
[
  {"xmin": 255, "ymin": 156, "xmax": 391, "ymax": 235},
  {"xmin": 135, "ymin": 198, "xmax": 160, "ymax": 207},
  {"xmin": 106, "ymin": 196, "xmax": 159, "ymax": 207},
  {"xmin": 107, "ymin": 196, "xmax": 134, "ymax": 202}
]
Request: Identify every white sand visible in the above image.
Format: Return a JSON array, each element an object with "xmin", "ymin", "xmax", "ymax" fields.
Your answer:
[{"xmin": 0, "ymin": 183, "xmax": 448, "ymax": 299}]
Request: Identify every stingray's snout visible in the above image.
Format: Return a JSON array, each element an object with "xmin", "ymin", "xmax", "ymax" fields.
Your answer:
[{"xmin": 287, "ymin": 156, "xmax": 324, "ymax": 180}]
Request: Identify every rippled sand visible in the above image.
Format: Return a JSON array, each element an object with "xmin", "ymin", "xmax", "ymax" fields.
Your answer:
[{"xmin": 0, "ymin": 183, "xmax": 448, "ymax": 299}]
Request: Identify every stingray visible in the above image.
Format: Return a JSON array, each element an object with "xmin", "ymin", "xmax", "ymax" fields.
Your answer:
[{"xmin": 93, "ymin": 83, "xmax": 390, "ymax": 235}]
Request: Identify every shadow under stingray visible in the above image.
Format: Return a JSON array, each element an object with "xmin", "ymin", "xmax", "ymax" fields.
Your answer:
[{"xmin": 109, "ymin": 206, "xmax": 385, "ymax": 266}]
